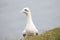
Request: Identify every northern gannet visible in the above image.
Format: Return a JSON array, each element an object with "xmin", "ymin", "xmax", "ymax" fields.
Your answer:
[{"xmin": 21, "ymin": 7, "xmax": 39, "ymax": 38}]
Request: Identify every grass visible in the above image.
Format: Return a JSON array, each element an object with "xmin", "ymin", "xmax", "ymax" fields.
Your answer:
[{"xmin": 24, "ymin": 27, "xmax": 60, "ymax": 40}]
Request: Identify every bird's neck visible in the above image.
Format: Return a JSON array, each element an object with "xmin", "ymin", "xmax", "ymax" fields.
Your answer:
[{"xmin": 26, "ymin": 13, "xmax": 33, "ymax": 24}]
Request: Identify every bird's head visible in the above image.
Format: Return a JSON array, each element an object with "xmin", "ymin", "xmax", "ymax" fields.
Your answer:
[{"xmin": 21, "ymin": 7, "xmax": 31, "ymax": 15}]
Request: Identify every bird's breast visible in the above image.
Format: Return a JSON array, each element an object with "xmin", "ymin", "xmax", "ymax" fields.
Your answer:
[{"xmin": 25, "ymin": 24, "xmax": 37, "ymax": 32}]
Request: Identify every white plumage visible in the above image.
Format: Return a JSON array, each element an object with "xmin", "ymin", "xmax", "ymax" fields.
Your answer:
[{"xmin": 21, "ymin": 7, "xmax": 39, "ymax": 37}]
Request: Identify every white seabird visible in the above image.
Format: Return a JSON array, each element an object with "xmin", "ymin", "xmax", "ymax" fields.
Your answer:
[{"xmin": 21, "ymin": 7, "xmax": 39, "ymax": 38}]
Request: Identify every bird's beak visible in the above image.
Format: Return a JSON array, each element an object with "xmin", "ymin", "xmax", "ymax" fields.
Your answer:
[
  {"xmin": 20, "ymin": 9, "xmax": 25, "ymax": 13},
  {"xmin": 20, "ymin": 10, "xmax": 23, "ymax": 13}
]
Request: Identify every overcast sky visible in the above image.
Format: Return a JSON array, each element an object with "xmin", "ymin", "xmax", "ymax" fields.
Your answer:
[{"xmin": 0, "ymin": 0, "xmax": 60, "ymax": 40}]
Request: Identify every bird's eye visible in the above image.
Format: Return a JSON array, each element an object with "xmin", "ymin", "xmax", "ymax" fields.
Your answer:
[{"xmin": 25, "ymin": 9, "xmax": 29, "ymax": 12}]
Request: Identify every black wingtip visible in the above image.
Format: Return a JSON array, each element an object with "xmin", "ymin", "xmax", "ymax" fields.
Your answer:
[
  {"xmin": 36, "ymin": 33, "xmax": 38, "ymax": 35},
  {"xmin": 23, "ymin": 34, "xmax": 26, "ymax": 37}
]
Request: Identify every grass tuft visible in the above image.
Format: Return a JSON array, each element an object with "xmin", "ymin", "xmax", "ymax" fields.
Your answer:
[{"xmin": 25, "ymin": 27, "xmax": 60, "ymax": 40}]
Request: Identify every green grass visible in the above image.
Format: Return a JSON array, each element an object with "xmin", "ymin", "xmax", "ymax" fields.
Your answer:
[{"xmin": 25, "ymin": 27, "xmax": 60, "ymax": 40}]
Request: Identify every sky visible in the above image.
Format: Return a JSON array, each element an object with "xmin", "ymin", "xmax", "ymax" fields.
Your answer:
[{"xmin": 0, "ymin": 0, "xmax": 60, "ymax": 40}]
